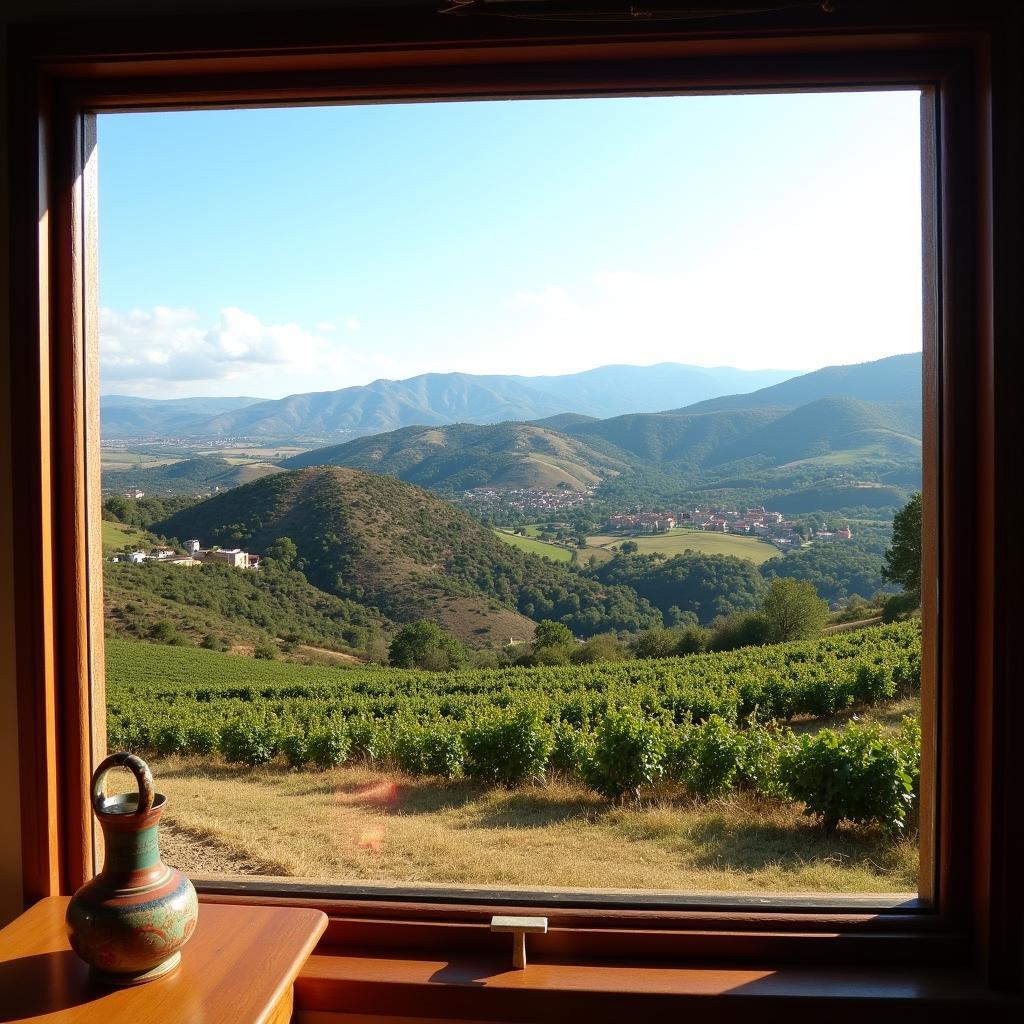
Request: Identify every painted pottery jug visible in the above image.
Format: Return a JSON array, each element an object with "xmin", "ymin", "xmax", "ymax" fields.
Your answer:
[{"xmin": 66, "ymin": 751, "xmax": 199, "ymax": 986}]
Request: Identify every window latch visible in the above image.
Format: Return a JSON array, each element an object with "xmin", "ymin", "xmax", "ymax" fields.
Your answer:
[{"xmin": 490, "ymin": 915, "xmax": 548, "ymax": 969}]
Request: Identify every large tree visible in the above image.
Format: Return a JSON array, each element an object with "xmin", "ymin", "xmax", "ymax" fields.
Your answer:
[
  {"xmin": 388, "ymin": 620, "xmax": 465, "ymax": 671},
  {"xmin": 882, "ymin": 492, "xmax": 922, "ymax": 595},
  {"xmin": 760, "ymin": 577, "xmax": 828, "ymax": 643}
]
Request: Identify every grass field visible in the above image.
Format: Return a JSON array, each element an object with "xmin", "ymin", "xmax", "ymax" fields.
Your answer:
[
  {"xmin": 493, "ymin": 529, "xmax": 574, "ymax": 562},
  {"xmin": 100, "ymin": 452, "xmax": 182, "ymax": 472},
  {"xmin": 152, "ymin": 755, "xmax": 918, "ymax": 892},
  {"xmin": 586, "ymin": 527, "xmax": 778, "ymax": 564},
  {"xmin": 101, "ymin": 520, "xmax": 152, "ymax": 553}
]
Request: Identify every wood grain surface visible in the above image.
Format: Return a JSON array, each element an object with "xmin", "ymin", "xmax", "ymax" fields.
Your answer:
[
  {"xmin": 294, "ymin": 947, "xmax": 1020, "ymax": 1023},
  {"xmin": 0, "ymin": 896, "xmax": 326, "ymax": 1023}
]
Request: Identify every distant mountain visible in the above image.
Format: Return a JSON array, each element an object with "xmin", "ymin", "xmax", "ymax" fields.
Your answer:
[
  {"xmin": 101, "ymin": 395, "xmax": 262, "ymax": 437},
  {"xmin": 153, "ymin": 467, "xmax": 661, "ymax": 643},
  {"xmin": 283, "ymin": 354, "xmax": 923, "ymax": 510},
  {"xmin": 102, "ymin": 364, "xmax": 796, "ymax": 441},
  {"xmin": 282, "ymin": 422, "xmax": 631, "ymax": 490},
  {"xmin": 102, "ymin": 456, "xmax": 282, "ymax": 497},
  {"xmin": 683, "ymin": 352, "xmax": 921, "ymax": 413}
]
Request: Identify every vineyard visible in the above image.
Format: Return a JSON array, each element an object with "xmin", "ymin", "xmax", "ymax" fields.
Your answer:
[{"xmin": 107, "ymin": 621, "xmax": 921, "ymax": 835}]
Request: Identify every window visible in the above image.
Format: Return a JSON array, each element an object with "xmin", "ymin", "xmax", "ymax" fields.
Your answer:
[
  {"xmin": 95, "ymin": 91, "xmax": 926, "ymax": 902},
  {"xmin": 6, "ymin": 5, "xmax": 1019, "ymax": 994}
]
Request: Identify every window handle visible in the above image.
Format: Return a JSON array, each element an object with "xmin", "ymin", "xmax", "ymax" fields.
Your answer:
[{"xmin": 490, "ymin": 915, "xmax": 548, "ymax": 969}]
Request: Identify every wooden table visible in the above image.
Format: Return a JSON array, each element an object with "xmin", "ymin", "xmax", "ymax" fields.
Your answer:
[{"xmin": 0, "ymin": 896, "xmax": 327, "ymax": 1024}]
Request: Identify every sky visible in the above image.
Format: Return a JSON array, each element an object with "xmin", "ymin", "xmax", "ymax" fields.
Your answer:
[{"xmin": 99, "ymin": 90, "xmax": 923, "ymax": 399}]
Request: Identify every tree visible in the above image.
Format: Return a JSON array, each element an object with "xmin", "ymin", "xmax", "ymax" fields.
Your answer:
[
  {"xmin": 760, "ymin": 577, "xmax": 828, "ymax": 643},
  {"xmin": 388, "ymin": 620, "xmax": 465, "ymax": 671},
  {"xmin": 882, "ymin": 492, "xmax": 922, "ymax": 596},
  {"xmin": 533, "ymin": 619, "xmax": 574, "ymax": 649},
  {"xmin": 619, "ymin": 540, "xmax": 639, "ymax": 554},
  {"xmin": 263, "ymin": 536, "xmax": 298, "ymax": 570}
]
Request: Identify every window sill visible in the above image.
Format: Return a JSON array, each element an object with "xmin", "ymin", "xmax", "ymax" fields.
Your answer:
[{"xmin": 295, "ymin": 947, "xmax": 1021, "ymax": 1023}]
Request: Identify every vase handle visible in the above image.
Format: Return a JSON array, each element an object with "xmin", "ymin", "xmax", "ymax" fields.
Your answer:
[{"xmin": 92, "ymin": 751, "xmax": 156, "ymax": 817}]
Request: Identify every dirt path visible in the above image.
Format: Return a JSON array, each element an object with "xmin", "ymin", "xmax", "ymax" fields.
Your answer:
[{"xmin": 159, "ymin": 820, "xmax": 287, "ymax": 877}]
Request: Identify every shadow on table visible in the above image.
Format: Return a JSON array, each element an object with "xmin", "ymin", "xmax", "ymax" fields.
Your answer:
[{"xmin": 0, "ymin": 950, "xmax": 105, "ymax": 1021}]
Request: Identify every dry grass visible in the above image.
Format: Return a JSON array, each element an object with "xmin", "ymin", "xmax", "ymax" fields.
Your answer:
[{"xmin": 151, "ymin": 757, "xmax": 918, "ymax": 895}]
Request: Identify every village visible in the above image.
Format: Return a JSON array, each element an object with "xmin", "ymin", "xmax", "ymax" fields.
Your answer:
[
  {"xmin": 605, "ymin": 506, "xmax": 853, "ymax": 550},
  {"xmin": 110, "ymin": 538, "xmax": 261, "ymax": 570},
  {"xmin": 459, "ymin": 485, "xmax": 595, "ymax": 517}
]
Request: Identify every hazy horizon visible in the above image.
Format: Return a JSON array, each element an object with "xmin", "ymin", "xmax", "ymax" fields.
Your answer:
[{"xmin": 100, "ymin": 92, "xmax": 922, "ymax": 399}]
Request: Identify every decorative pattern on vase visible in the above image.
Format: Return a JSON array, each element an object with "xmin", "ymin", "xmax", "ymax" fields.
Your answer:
[{"xmin": 66, "ymin": 751, "xmax": 199, "ymax": 986}]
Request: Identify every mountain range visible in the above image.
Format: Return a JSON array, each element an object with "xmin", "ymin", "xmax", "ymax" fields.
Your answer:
[
  {"xmin": 100, "ymin": 363, "xmax": 794, "ymax": 440},
  {"xmin": 281, "ymin": 353, "xmax": 922, "ymax": 507}
]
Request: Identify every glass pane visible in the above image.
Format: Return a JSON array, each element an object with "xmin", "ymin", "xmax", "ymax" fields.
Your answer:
[{"xmin": 97, "ymin": 91, "xmax": 924, "ymax": 898}]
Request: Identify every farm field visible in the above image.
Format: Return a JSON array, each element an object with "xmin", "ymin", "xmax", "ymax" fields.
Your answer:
[
  {"xmin": 100, "ymin": 451, "xmax": 182, "ymax": 472},
  {"xmin": 493, "ymin": 529, "xmax": 574, "ymax": 562},
  {"xmin": 106, "ymin": 623, "xmax": 921, "ymax": 892},
  {"xmin": 587, "ymin": 527, "xmax": 779, "ymax": 564}
]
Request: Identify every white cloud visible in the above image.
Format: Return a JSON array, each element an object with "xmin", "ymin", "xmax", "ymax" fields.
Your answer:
[
  {"xmin": 314, "ymin": 320, "xmax": 337, "ymax": 333},
  {"xmin": 344, "ymin": 317, "xmax": 361, "ymax": 332},
  {"xmin": 100, "ymin": 306, "xmax": 398, "ymax": 397}
]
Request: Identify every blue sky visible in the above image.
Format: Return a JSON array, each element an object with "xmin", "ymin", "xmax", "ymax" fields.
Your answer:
[{"xmin": 99, "ymin": 91, "xmax": 922, "ymax": 398}]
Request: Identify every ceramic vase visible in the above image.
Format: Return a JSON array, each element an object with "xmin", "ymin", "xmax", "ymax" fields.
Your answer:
[{"xmin": 66, "ymin": 751, "xmax": 199, "ymax": 986}]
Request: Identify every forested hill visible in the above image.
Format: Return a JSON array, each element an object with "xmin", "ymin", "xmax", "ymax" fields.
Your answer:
[{"xmin": 154, "ymin": 467, "xmax": 662, "ymax": 643}]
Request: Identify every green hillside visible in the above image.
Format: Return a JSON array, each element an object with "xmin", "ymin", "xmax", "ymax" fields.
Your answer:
[
  {"xmin": 282, "ymin": 422, "xmax": 630, "ymax": 491},
  {"xmin": 154, "ymin": 466, "xmax": 661, "ymax": 642},
  {"xmin": 104, "ymin": 559, "xmax": 389, "ymax": 654}
]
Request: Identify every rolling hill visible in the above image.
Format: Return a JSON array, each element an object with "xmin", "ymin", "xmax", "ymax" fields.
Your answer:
[
  {"xmin": 281, "ymin": 422, "xmax": 632, "ymax": 490},
  {"xmin": 101, "ymin": 363, "xmax": 795, "ymax": 442},
  {"xmin": 102, "ymin": 456, "xmax": 283, "ymax": 497},
  {"xmin": 153, "ymin": 467, "xmax": 662, "ymax": 643}
]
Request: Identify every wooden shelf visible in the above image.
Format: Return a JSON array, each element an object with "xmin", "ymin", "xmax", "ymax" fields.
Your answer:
[{"xmin": 0, "ymin": 895, "xmax": 327, "ymax": 1023}]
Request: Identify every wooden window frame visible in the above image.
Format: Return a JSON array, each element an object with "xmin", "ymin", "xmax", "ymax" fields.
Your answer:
[{"xmin": 6, "ymin": 4, "xmax": 1020, "ymax": 996}]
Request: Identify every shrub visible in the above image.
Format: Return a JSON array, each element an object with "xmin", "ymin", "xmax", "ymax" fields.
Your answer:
[
  {"xmin": 149, "ymin": 619, "xmax": 185, "ymax": 645},
  {"xmin": 570, "ymin": 634, "xmax": 626, "ymax": 664},
  {"xmin": 347, "ymin": 716, "xmax": 383, "ymax": 762},
  {"xmin": 778, "ymin": 722, "xmax": 919, "ymax": 834},
  {"xmin": 185, "ymin": 720, "xmax": 220, "ymax": 756},
  {"xmin": 675, "ymin": 625, "xmax": 709, "ymax": 656},
  {"xmin": 632, "ymin": 627, "xmax": 680, "ymax": 660},
  {"xmin": 153, "ymin": 721, "xmax": 189, "ymax": 756},
  {"xmin": 253, "ymin": 641, "xmax": 278, "ymax": 660},
  {"xmin": 281, "ymin": 732, "xmax": 311, "ymax": 769},
  {"xmin": 464, "ymin": 708, "xmax": 553, "ymax": 787},
  {"xmin": 394, "ymin": 723, "xmax": 464, "ymax": 778},
  {"xmin": 220, "ymin": 719, "xmax": 279, "ymax": 766},
  {"xmin": 735, "ymin": 721, "xmax": 790, "ymax": 798},
  {"xmin": 665, "ymin": 715, "xmax": 741, "ymax": 799},
  {"xmin": 707, "ymin": 612, "xmax": 771, "ymax": 652},
  {"xmin": 306, "ymin": 725, "xmax": 350, "ymax": 770},
  {"xmin": 584, "ymin": 707, "xmax": 665, "ymax": 801},
  {"xmin": 549, "ymin": 720, "xmax": 593, "ymax": 778},
  {"xmin": 882, "ymin": 591, "xmax": 920, "ymax": 622}
]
